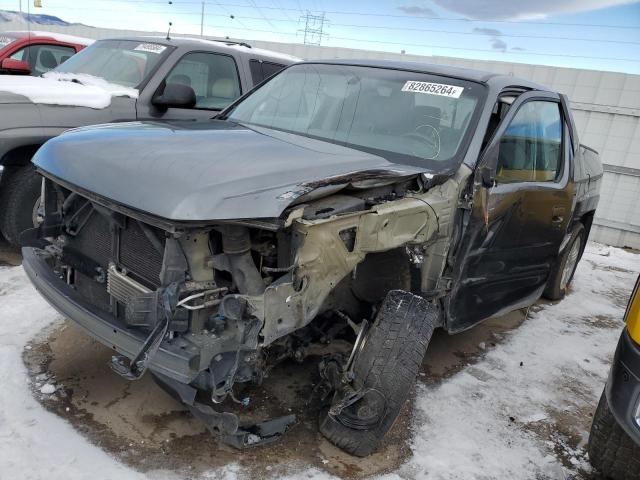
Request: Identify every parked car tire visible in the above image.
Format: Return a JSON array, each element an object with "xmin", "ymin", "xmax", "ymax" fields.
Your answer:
[
  {"xmin": 588, "ymin": 390, "xmax": 640, "ymax": 480},
  {"xmin": 543, "ymin": 223, "xmax": 585, "ymax": 301},
  {"xmin": 319, "ymin": 290, "xmax": 438, "ymax": 457},
  {"xmin": 0, "ymin": 164, "xmax": 41, "ymax": 246}
]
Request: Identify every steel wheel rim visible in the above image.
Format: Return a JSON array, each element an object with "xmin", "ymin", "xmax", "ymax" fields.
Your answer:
[{"xmin": 560, "ymin": 237, "xmax": 581, "ymax": 291}]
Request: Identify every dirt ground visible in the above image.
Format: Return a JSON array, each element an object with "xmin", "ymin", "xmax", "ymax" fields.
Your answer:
[
  {"xmin": 0, "ymin": 236, "xmax": 20, "ymax": 267},
  {"xmin": 23, "ymin": 309, "xmax": 527, "ymax": 479},
  {"xmin": 1, "ymin": 239, "xmax": 604, "ymax": 479},
  {"xmin": 22, "ymin": 311, "xmax": 526, "ymax": 479}
]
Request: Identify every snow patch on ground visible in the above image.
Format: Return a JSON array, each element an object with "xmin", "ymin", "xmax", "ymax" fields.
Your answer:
[
  {"xmin": 39, "ymin": 383, "xmax": 57, "ymax": 395},
  {"xmin": 0, "ymin": 266, "xmax": 146, "ymax": 480},
  {"xmin": 0, "ymin": 243, "xmax": 638, "ymax": 479},
  {"xmin": 397, "ymin": 243, "xmax": 640, "ymax": 479},
  {"xmin": 0, "ymin": 73, "xmax": 137, "ymax": 109}
]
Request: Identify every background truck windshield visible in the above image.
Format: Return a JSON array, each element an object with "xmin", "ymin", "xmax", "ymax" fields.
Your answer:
[
  {"xmin": 53, "ymin": 39, "xmax": 171, "ymax": 88},
  {"xmin": 227, "ymin": 63, "xmax": 484, "ymax": 167}
]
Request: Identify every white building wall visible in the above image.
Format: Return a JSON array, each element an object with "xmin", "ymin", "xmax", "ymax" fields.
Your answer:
[{"xmin": 2, "ymin": 21, "xmax": 639, "ymax": 248}]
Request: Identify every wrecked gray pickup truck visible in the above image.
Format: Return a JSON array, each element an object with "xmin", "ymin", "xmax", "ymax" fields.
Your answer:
[{"xmin": 22, "ymin": 60, "xmax": 602, "ymax": 456}]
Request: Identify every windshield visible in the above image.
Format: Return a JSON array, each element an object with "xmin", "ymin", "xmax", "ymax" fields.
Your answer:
[
  {"xmin": 226, "ymin": 63, "xmax": 485, "ymax": 167},
  {"xmin": 53, "ymin": 40, "xmax": 172, "ymax": 88}
]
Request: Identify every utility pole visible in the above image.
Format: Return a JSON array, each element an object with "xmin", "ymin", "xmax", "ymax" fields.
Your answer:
[
  {"xmin": 200, "ymin": 1, "xmax": 205, "ymax": 37},
  {"xmin": 299, "ymin": 11, "xmax": 328, "ymax": 45}
]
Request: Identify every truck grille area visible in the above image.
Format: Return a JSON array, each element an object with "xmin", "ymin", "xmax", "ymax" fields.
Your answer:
[
  {"xmin": 69, "ymin": 211, "xmax": 112, "ymax": 268},
  {"xmin": 62, "ymin": 202, "xmax": 166, "ymax": 314},
  {"xmin": 120, "ymin": 221, "xmax": 164, "ymax": 287}
]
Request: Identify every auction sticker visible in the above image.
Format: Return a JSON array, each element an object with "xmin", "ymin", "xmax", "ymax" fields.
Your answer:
[
  {"xmin": 133, "ymin": 43, "xmax": 167, "ymax": 54},
  {"xmin": 402, "ymin": 81, "xmax": 464, "ymax": 98}
]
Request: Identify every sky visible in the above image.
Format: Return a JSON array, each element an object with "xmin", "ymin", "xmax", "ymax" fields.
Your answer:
[{"xmin": 1, "ymin": 0, "xmax": 639, "ymax": 73}]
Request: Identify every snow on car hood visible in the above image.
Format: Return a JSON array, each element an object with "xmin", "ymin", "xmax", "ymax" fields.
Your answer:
[{"xmin": 0, "ymin": 73, "xmax": 138, "ymax": 109}]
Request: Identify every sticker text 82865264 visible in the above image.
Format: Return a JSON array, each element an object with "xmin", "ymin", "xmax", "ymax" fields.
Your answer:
[{"xmin": 401, "ymin": 81, "xmax": 464, "ymax": 98}]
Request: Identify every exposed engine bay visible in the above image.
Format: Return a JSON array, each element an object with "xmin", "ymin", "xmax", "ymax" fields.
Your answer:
[{"xmin": 24, "ymin": 167, "xmax": 467, "ymax": 448}]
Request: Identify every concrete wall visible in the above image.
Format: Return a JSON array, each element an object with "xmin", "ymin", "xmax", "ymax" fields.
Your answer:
[{"xmin": 2, "ymin": 21, "xmax": 639, "ymax": 248}]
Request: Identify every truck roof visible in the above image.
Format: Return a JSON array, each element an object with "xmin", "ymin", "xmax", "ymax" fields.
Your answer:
[
  {"xmin": 301, "ymin": 58, "xmax": 552, "ymax": 92},
  {"xmin": 110, "ymin": 35, "xmax": 300, "ymax": 64}
]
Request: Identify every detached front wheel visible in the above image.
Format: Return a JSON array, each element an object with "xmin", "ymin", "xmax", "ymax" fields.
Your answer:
[
  {"xmin": 0, "ymin": 164, "xmax": 42, "ymax": 246},
  {"xmin": 319, "ymin": 290, "xmax": 439, "ymax": 457},
  {"xmin": 543, "ymin": 223, "xmax": 585, "ymax": 301}
]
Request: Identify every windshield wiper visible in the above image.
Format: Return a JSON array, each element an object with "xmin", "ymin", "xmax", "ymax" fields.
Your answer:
[
  {"xmin": 210, "ymin": 108, "xmax": 226, "ymax": 119},
  {"xmin": 50, "ymin": 75, "xmax": 85, "ymax": 85}
]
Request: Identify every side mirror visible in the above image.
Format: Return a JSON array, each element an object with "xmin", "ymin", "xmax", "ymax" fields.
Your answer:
[
  {"xmin": 0, "ymin": 58, "xmax": 31, "ymax": 75},
  {"xmin": 152, "ymin": 82, "xmax": 196, "ymax": 110},
  {"xmin": 479, "ymin": 165, "xmax": 496, "ymax": 188}
]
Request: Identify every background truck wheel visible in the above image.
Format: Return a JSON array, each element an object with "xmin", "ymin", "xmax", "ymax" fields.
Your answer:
[
  {"xmin": 543, "ymin": 223, "xmax": 585, "ymax": 301},
  {"xmin": 588, "ymin": 390, "xmax": 640, "ymax": 480},
  {"xmin": 0, "ymin": 164, "xmax": 42, "ymax": 246},
  {"xmin": 319, "ymin": 290, "xmax": 439, "ymax": 457}
]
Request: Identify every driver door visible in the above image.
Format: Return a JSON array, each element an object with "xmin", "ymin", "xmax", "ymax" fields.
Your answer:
[{"xmin": 445, "ymin": 90, "xmax": 574, "ymax": 332}]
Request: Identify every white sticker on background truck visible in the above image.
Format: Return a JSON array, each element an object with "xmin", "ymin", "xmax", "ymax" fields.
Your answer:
[
  {"xmin": 401, "ymin": 81, "xmax": 464, "ymax": 98},
  {"xmin": 133, "ymin": 43, "xmax": 167, "ymax": 54}
]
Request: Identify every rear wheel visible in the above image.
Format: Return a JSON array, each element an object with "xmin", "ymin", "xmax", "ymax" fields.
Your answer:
[
  {"xmin": 319, "ymin": 290, "xmax": 439, "ymax": 456},
  {"xmin": 588, "ymin": 390, "xmax": 640, "ymax": 480},
  {"xmin": 543, "ymin": 223, "xmax": 585, "ymax": 301},
  {"xmin": 0, "ymin": 164, "xmax": 42, "ymax": 246}
]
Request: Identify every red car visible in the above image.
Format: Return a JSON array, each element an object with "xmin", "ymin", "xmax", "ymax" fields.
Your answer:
[{"xmin": 0, "ymin": 30, "xmax": 92, "ymax": 76}]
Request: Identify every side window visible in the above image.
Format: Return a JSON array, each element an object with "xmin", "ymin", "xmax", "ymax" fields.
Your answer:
[
  {"xmin": 10, "ymin": 44, "xmax": 76, "ymax": 75},
  {"xmin": 482, "ymin": 95, "xmax": 514, "ymax": 149},
  {"xmin": 261, "ymin": 61, "xmax": 285, "ymax": 79},
  {"xmin": 165, "ymin": 52, "xmax": 241, "ymax": 110},
  {"xmin": 496, "ymin": 101, "xmax": 563, "ymax": 183},
  {"xmin": 9, "ymin": 46, "xmax": 27, "ymax": 61},
  {"xmin": 36, "ymin": 45, "xmax": 76, "ymax": 72},
  {"xmin": 249, "ymin": 59, "xmax": 262, "ymax": 84},
  {"xmin": 249, "ymin": 59, "xmax": 285, "ymax": 84}
]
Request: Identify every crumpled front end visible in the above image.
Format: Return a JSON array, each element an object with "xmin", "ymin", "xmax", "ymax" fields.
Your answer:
[{"xmin": 22, "ymin": 166, "xmax": 467, "ymax": 446}]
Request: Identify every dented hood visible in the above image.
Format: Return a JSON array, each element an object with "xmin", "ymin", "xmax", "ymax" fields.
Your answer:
[{"xmin": 33, "ymin": 120, "xmax": 425, "ymax": 221}]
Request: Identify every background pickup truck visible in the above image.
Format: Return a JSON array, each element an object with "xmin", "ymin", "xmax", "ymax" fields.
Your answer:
[
  {"xmin": 0, "ymin": 30, "xmax": 92, "ymax": 76},
  {"xmin": 0, "ymin": 35, "xmax": 298, "ymax": 245}
]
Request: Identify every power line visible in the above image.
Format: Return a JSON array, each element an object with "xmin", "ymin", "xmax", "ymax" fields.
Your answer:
[
  {"xmin": 212, "ymin": 0, "xmax": 249, "ymax": 29},
  {"xmin": 32, "ymin": 3, "xmax": 640, "ymax": 45},
  {"xmin": 268, "ymin": 0, "xmax": 295, "ymax": 23},
  {"xmin": 78, "ymin": 0, "xmax": 640, "ymax": 29},
  {"xmin": 12, "ymin": 2, "xmax": 640, "ymax": 62},
  {"xmin": 200, "ymin": 22, "xmax": 640, "ymax": 62},
  {"xmin": 199, "ymin": 15, "xmax": 640, "ymax": 45},
  {"xmin": 246, "ymin": 0, "xmax": 279, "ymax": 30}
]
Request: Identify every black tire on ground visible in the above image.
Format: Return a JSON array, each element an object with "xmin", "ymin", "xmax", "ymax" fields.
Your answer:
[
  {"xmin": 319, "ymin": 290, "xmax": 439, "ymax": 457},
  {"xmin": 588, "ymin": 390, "xmax": 640, "ymax": 480},
  {"xmin": 0, "ymin": 164, "xmax": 42, "ymax": 246},
  {"xmin": 543, "ymin": 223, "xmax": 585, "ymax": 301}
]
